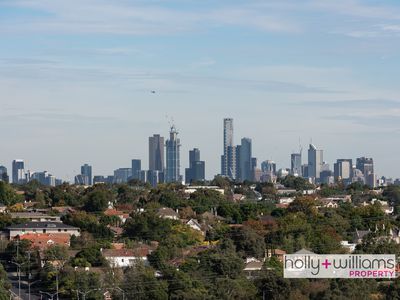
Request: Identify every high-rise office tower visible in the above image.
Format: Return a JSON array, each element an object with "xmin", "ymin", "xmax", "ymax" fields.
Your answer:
[
  {"xmin": 114, "ymin": 168, "xmax": 133, "ymax": 184},
  {"xmin": 12, "ymin": 159, "xmax": 25, "ymax": 184},
  {"xmin": 185, "ymin": 148, "xmax": 205, "ymax": 183},
  {"xmin": 334, "ymin": 159, "xmax": 353, "ymax": 182},
  {"xmin": 80, "ymin": 164, "xmax": 92, "ymax": 185},
  {"xmin": 221, "ymin": 118, "xmax": 234, "ymax": 178},
  {"xmin": 0, "ymin": 166, "xmax": 9, "ymax": 183},
  {"xmin": 261, "ymin": 160, "xmax": 277, "ymax": 175},
  {"xmin": 356, "ymin": 157, "xmax": 375, "ymax": 187},
  {"xmin": 235, "ymin": 145, "xmax": 241, "ymax": 180},
  {"xmin": 166, "ymin": 125, "xmax": 181, "ymax": 183},
  {"xmin": 239, "ymin": 138, "xmax": 252, "ymax": 182},
  {"xmin": 308, "ymin": 144, "xmax": 323, "ymax": 181},
  {"xmin": 291, "ymin": 153, "xmax": 302, "ymax": 176},
  {"xmin": 147, "ymin": 170, "xmax": 163, "ymax": 187},
  {"xmin": 131, "ymin": 159, "xmax": 142, "ymax": 180},
  {"xmin": 149, "ymin": 134, "xmax": 165, "ymax": 172}
]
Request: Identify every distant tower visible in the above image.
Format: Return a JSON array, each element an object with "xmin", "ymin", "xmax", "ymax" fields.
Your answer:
[
  {"xmin": 0, "ymin": 166, "xmax": 9, "ymax": 183},
  {"xmin": 239, "ymin": 137, "xmax": 252, "ymax": 182},
  {"xmin": 221, "ymin": 118, "xmax": 234, "ymax": 178},
  {"xmin": 166, "ymin": 125, "xmax": 181, "ymax": 183},
  {"xmin": 308, "ymin": 144, "xmax": 323, "ymax": 181},
  {"xmin": 131, "ymin": 159, "xmax": 142, "ymax": 180},
  {"xmin": 356, "ymin": 157, "xmax": 375, "ymax": 187},
  {"xmin": 80, "ymin": 164, "xmax": 93, "ymax": 185},
  {"xmin": 149, "ymin": 134, "xmax": 165, "ymax": 172},
  {"xmin": 185, "ymin": 148, "xmax": 205, "ymax": 184},
  {"xmin": 291, "ymin": 153, "xmax": 302, "ymax": 176},
  {"xmin": 12, "ymin": 159, "xmax": 25, "ymax": 184}
]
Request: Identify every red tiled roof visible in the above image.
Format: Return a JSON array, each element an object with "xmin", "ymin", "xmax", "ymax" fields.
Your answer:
[{"xmin": 18, "ymin": 233, "xmax": 70, "ymax": 250}]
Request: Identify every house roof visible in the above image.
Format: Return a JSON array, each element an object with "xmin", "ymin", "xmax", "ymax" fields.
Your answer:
[
  {"xmin": 273, "ymin": 249, "xmax": 287, "ymax": 255},
  {"xmin": 295, "ymin": 249, "xmax": 315, "ymax": 255},
  {"xmin": 6, "ymin": 222, "xmax": 79, "ymax": 230},
  {"xmin": 104, "ymin": 209, "xmax": 128, "ymax": 217},
  {"xmin": 10, "ymin": 212, "xmax": 60, "ymax": 219},
  {"xmin": 102, "ymin": 247, "xmax": 150, "ymax": 258},
  {"xmin": 157, "ymin": 207, "xmax": 179, "ymax": 218},
  {"xmin": 244, "ymin": 261, "xmax": 263, "ymax": 271},
  {"xmin": 18, "ymin": 233, "xmax": 70, "ymax": 250}
]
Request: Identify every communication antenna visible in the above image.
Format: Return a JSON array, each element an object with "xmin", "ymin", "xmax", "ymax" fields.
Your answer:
[
  {"xmin": 299, "ymin": 138, "xmax": 303, "ymax": 155},
  {"xmin": 165, "ymin": 115, "xmax": 177, "ymax": 132}
]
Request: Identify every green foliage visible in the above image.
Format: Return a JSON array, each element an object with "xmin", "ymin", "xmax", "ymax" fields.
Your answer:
[
  {"xmin": 64, "ymin": 211, "xmax": 114, "ymax": 240},
  {"xmin": 123, "ymin": 264, "xmax": 168, "ymax": 300},
  {"xmin": 123, "ymin": 211, "xmax": 178, "ymax": 241},
  {"xmin": 43, "ymin": 244, "xmax": 69, "ymax": 262},
  {"xmin": 230, "ymin": 227, "xmax": 266, "ymax": 259},
  {"xmin": 280, "ymin": 175, "xmax": 314, "ymax": 191},
  {"xmin": 75, "ymin": 247, "xmax": 106, "ymax": 267},
  {"xmin": 84, "ymin": 187, "xmax": 113, "ymax": 212},
  {"xmin": 0, "ymin": 181, "xmax": 23, "ymax": 206}
]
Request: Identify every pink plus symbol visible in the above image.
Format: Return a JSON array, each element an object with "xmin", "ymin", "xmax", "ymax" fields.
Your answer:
[{"xmin": 322, "ymin": 259, "xmax": 331, "ymax": 269}]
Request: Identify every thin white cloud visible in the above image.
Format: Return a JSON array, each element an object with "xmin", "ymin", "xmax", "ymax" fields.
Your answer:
[{"xmin": 0, "ymin": 0, "xmax": 300, "ymax": 35}]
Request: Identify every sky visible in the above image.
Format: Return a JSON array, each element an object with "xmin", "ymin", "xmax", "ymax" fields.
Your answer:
[{"xmin": 1, "ymin": 0, "xmax": 400, "ymax": 181}]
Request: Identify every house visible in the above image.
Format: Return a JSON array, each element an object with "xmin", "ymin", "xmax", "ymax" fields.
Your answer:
[
  {"xmin": 244, "ymin": 258, "xmax": 264, "ymax": 278},
  {"xmin": 0, "ymin": 203, "xmax": 7, "ymax": 213},
  {"xmin": 186, "ymin": 219, "xmax": 203, "ymax": 233},
  {"xmin": 157, "ymin": 207, "xmax": 179, "ymax": 220},
  {"xmin": 352, "ymin": 229, "xmax": 371, "ymax": 245},
  {"xmin": 104, "ymin": 209, "xmax": 130, "ymax": 224},
  {"xmin": 10, "ymin": 212, "xmax": 61, "ymax": 222},
  {"xmin": 266, "ymin": 249, "xmax": 287, "ymax": 262},
  {"xmin": 233, "ymin": 194, "xmax": 245, "ymax": 202},
  {"xmin": 184, "ymin": 186, "xmax": 225, "ymax": 195},
  {"xmin": 52, "ymin": 206, "xmax": 75, "ymax": 215},
  {"xmin": 388, "ymin": 228, "xmax": 400, "ymax": 244},
  {"xmin": 341, "ymin": 241, "xmax": 357, "ymax": 253},
  {"xmin": 318, "ymin": 199, "xmax": 339, "ymax": 209},
  {"xmin": 17, "ymin": 233, "xmax": 71, "ymax": 250},
  {"xmin": 102, "ymin": 246, "xmax": 153, "ymax": 268},
  {"xmin": 5, "ymin": 222, "xmax": 80, "ymax": 240},
  {"xmin": 278, "ymin": 197, "xmax": 295, "ymax": 205}
]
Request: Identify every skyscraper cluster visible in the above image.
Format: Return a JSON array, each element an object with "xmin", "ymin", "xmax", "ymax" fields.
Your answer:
[
  {"xmin": 86, "ymin": 123, "xmax": 205, "ymax": 187},
  {"xmin": 6, "ymin": 159, "xmax": 62, "ymax": 186},
  {"xmin": 220, "ymin": 118, "xmax": 257, "ymax": 182},
  {"xmin": 2, "ymin": 117, "xmax": 396, "ymax": 188}
]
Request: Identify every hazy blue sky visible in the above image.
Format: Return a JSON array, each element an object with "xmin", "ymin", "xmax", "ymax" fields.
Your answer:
[{"xmin": 1, "ymin": 0, "xmax": 400, "ymax": 180}]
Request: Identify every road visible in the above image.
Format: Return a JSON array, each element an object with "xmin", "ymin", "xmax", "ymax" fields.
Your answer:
[{"xmin": 7, "ymin": 270, "xmax": 40, "ymax": 300}]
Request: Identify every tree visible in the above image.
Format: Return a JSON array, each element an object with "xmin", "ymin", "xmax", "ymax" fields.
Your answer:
[
  {"xmin": 75, "ymin": 247, "xmax": 106, "ymax": 267},
  {"xmin": 44, "ymin": 245, "xmax": 69, "ymax": 263},
  {"xmin": 0, "ymin": 181, "xmax": 23, "ymax": 206},
  {"xmin": 84, "ymin": 188, "xmax": 113, "ymax": 212},
  {"xmin": 198, "ymin": 239, "xmax": 244, "ymax": 279},
  {"xmin": 230, "ymin": 227, "xmax": 266, "ymax": 259},
  {"xmin": 123, "ymin": 264, "xmax": 168, "ymax": 300},
  {"xmin": 288, "ymin": 196, "xmax": 318, "ymax": 216}
]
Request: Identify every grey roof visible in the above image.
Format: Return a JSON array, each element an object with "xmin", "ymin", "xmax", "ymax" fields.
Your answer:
[
  {"xmin": 295, "ymin": 249, "xmax": 316, "ymax": 255},
  {"xmin": 6, "ymin": 222, "xmax": 79, "ymax": 230},
  {"xmin": 10, "ymin": 212, "xmax": 60, "ymax": 218}
]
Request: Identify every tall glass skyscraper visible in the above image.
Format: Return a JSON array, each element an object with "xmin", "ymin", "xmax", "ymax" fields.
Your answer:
[
  {"xmin": 221, "ymin": 118, "xmax": 234, "ymax": 178},
  {"xmin": 166, "ymin": 126, "xmax": 181, "ymax": 183},
  {"xmin": 81, "ymin": 163, "xmax": 92, "ymax": 185},
  {"xmin": 291, "ymin": 153, "xmax": 302, "ymax": 176},
  {"xmin": 12, "ymin": 159, "xmax": 25, "ymax": 184},
  {"xmin": 185, "ymin": 148, "xmax": 205, "ymax": 183},
  {"xmin": 239, "ymin": 137, "xmax": 252, "ymax": 182},
  {"xmin": 131, "ymin": 159, "xmax": 142, "ymax": 180},
  {"xmin": 149, "ymin": 134, "xmax": 165, "ymax": 172},
  {"xmin": 308, "ymin": 144, "xmax": 323, "ymax": 181}
]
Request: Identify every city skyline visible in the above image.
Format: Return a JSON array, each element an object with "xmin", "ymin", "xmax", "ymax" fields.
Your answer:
[
  {"xmin": 1, "ymin": 1, "xmax": 400, "ymax": 179},
  {"xmin": 1, "ymin": 117, "xmax": 397, "ymax": 185}
]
